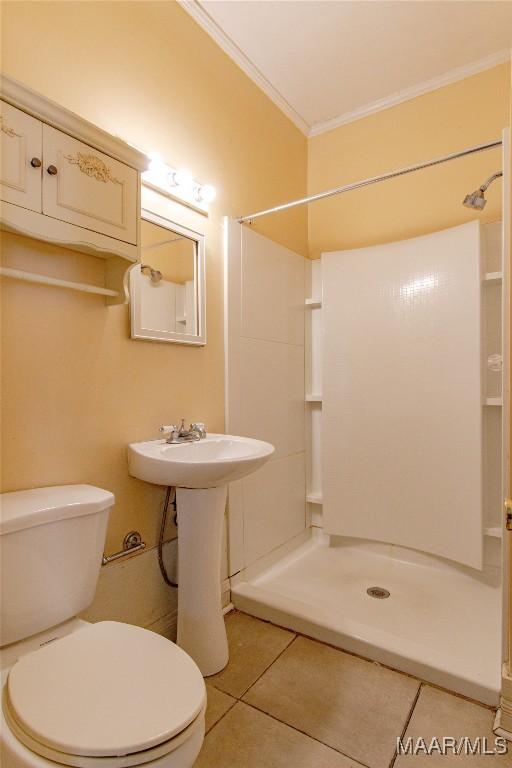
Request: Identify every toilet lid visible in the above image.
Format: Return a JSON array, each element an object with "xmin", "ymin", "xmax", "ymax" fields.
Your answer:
[{"xmin": 5, "ymin": 622, "xmax": 206, "ymax": 758}]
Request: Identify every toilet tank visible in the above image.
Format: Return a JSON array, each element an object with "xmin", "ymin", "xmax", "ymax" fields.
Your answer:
[{"xmin": 0, "ymin": 485, "xmax": 114, "ymax": 646}]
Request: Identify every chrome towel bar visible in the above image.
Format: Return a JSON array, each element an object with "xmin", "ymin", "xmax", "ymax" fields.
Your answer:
[{"xmin": 102, "ymin": 530, "xmax": 146, "ymax": 565}]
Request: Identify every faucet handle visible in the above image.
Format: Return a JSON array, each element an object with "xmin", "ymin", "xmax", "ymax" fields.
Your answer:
[
  {"xmin": 191, "ymin": 422, "xmax": 207, "ymax": 438},
  {"xmin": 159, "ymin": 425, "xmax": 177, "ymax": 435}
]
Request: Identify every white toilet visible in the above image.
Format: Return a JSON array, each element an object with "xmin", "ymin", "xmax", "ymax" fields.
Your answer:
[{"xmin": 0, "ymin": 485, "xmax": 206, "ymax": 768}]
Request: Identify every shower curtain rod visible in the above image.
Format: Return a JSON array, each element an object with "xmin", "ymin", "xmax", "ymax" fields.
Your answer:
[{"xmin": 238, "ymin": 138, "xmax": 502, "ymax": 224}]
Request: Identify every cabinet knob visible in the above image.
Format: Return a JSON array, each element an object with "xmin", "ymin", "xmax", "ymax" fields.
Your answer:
[
  {"xmin": 47, "ymin": 165, "xmax": 58, "ymax": 176},
  {"xmin": 30, "ymin": 157, "xmax": 42, "ymax": 168}
]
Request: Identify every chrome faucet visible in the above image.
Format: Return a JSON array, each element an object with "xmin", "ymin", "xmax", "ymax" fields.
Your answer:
[{"xmin": 159, "ymin": 419, "xmax": 207, "ymax": 444}]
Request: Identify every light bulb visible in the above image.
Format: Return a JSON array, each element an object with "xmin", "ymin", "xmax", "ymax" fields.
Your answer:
[
  {"xmin": 147, "ymin": 151, "xmax": 163, "ymax": 172},
  {"xmin": 172, "ymin": 168, "xmax": 194, "ymax": 192},
  {"xmin": 197, "ymin": 184, "xmax": 217, "ymax": 204}
]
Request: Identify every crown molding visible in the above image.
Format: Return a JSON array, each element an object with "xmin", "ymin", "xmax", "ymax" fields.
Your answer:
[
  {"xmin": 177, "ymin": 0, "xmax": 310, "ymax": 135},
  {"xmin": 309, "ymin": 49, "xmax": 511, "ymax": 137},
  {"xmin": 178, "ymin": 2, "xmax": 510, "ymax": 141}
]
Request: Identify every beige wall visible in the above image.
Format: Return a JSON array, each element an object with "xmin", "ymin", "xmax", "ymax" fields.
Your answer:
[
  {"xmin": 0, "ymin": 1, "xmax": 308, "ymax": 552},
  {"xmin": 308, "ymin": 63, "xmax": 510, "ymax": 258}
]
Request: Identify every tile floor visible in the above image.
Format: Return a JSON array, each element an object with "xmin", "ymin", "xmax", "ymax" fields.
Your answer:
[{"xmin": 194, "ymin": 611, "xmax": 512, "ymax": 768}]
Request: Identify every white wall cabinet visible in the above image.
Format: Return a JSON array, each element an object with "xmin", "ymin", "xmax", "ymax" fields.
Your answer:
[
  {"xmin": 42, "ymin": 125, "xmax": 138, "ymax": 244},
  {"xmin": 0, "ymin": 101, "xmax": 42, "ymax": 213},
  {"xmin": 0, "ymin": 75, "xmax": 147, "ymax": 303}
]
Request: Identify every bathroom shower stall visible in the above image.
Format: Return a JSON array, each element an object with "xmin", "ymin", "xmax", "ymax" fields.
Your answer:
[{"xmin": 224, "ymin": 132, "xmax": 510, "ymax": 707}]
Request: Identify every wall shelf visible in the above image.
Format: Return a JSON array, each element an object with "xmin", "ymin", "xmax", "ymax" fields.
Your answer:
[
  {"xmin": 485, "ymin": 397, "xmax": 503, "ymax": 406},
  {"xmin": 306, "ymin": 394, "xmax": 323, "ymax": 403},
  {"xmin": 483, "ymin": 272, "xmax": 503, "ymax": 285},
  {"xmin": 305, "ymin": 297, "xmax": 322, "ymax": 308},
  {"xmin": 0, "ymin": 266, "xmax": 120, "ymax": 298}
]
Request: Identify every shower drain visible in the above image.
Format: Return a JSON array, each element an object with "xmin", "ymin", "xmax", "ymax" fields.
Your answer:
[{"xmin": 367, "ymin": 586, "xmax": 390, "ymax": 599}]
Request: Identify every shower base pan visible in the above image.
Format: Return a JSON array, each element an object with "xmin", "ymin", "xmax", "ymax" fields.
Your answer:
[{"xmin": 231, "ymin": 529, "xmax": 502, "ymax": 705}]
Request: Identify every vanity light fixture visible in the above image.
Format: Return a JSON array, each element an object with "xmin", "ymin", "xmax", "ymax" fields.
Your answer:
[
  {"xmin": 194, "ymin": 184, "xmax": 217, "ymax": 204},
  {"xmin": 148, "ymin": 151, "xmax": 163, "ymax": 170},
  {"xmin": 169, "ymin": 168, "xmax": 194, "ymax": 191},
  {"xmin": 142, "ymin": 154, "xmax": 216, "ymax": 215}
]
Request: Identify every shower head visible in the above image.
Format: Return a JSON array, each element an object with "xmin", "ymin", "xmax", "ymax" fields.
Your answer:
[
  {"xmin": 463, "ymin": 171, "xmax": 503, "ymax": 210},
  {"xmin": 463, "ymin": 188, "xmax": 487, "ymax": 210},
  {"xmin": 140, "ymin": 264, "xmax": 163, "ymax": 283}
]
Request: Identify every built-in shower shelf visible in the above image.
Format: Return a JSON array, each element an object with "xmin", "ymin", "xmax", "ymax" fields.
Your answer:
[
  {"xmin": 483, "ymin": 272, "xmax": 503, "ymax": 285},
  {"xmin": 306, "ymin": 394, "xmax": 323, "ymax": 403},
  {"xmin": 484, "ymin": 526, "xmax": 502, "ymax": 539},
  {"xmin": 485, "ymin": 397, "xmax": 503, "ymax": 406},
  {"xmin": 306, "ymin": 492, "xmax": 323, "ymax": 504},
  {"xmin": 305, "ymin": 297, "xmax": 322, "ymax": 308}
]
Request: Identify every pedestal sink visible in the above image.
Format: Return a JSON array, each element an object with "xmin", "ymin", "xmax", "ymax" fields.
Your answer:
[{"xmin": 128, "ymin": 434, "xmax": 274, "ymax": 675}]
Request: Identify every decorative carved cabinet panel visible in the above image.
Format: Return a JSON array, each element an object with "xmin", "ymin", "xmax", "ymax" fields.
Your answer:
[
  {"xmin": 0, "ymin": 101, "xmax": 42, "ymax": 213},
  {"xmin": 42, "ymin": 125, "xmax": 137, "ymax": 245}
]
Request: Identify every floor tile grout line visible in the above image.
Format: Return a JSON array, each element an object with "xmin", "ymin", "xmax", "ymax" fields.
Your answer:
[
  {"xmin": 203, "ymin": 694, "xmax": 237, "ymax": 738},
  {"xmin": 238, "ymin": 632, "xmax": 298, "ymax": 698},
  {"xmin": 235, "ymin": 618, "xmax": 422, "ymax": 768},
  {"xmin": 203, "ymin": 682, "xmax": 371, "ymax": 768},
  {"xmin": 208, "ymin": 630, "xmax": 298, "ymax": 701},
  {"xmin": 203, "ymin": 613, "xmax": 498, "ymax": 766},
  {"xmin": 236, "ymin": 611, "xmax": 425, "ymax": 687},
  {"xmin": 235, "ymin": 610, "xmax": 495, "ymax": 711},
  {"xmin": 240, "ymin": 698, "xmax": 373, "ymax": 768},
  {"xmin": 388, "ymin": 682, "xmax": 423, "ymax": 768},
  {"xmin": 203, "ymin": 616, "xmax": 439, "ymax": 767}
]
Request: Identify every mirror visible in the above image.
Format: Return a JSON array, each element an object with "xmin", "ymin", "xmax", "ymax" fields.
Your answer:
[{"xmin": 130, "ymin": 209, "xmax": 205, "ymax": 345}]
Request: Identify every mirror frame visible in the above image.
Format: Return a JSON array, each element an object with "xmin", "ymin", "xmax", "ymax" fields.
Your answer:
[{"xmin": 130, "ymin": 208, "xmax": 206, "ymax": 346}]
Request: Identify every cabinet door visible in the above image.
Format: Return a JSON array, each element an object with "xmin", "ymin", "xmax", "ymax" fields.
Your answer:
[
  {"xmin": 42, "ymin": 125, "xmax": 137, "ymax": 244},
  {"xmin": 1, "ymin": 101, "xmax": 42, "ymax": 212}
]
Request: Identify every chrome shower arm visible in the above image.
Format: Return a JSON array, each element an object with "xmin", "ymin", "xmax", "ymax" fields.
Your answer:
[{"xmin": 480, "ymin": 171, "xmax": 503, "ymax": 192}]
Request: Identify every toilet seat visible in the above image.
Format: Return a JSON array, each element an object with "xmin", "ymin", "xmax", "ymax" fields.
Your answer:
[
  {"xmin": 3, "ymin": 622, "xmax": 206, "ymax": 768},
  {"xmin": 3, "ymin": 699, "xmax": 206, "ymax": 768}
]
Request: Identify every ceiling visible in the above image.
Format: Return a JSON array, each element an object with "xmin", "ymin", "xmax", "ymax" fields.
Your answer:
[{"xmin": 180, "ymin": 0, "xmax": 512, "ymax": 136}]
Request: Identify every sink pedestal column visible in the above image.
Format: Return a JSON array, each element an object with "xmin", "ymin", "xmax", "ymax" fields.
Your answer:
[{"xmin": 176, "ymin": 485, "xmax": 229, "ymax": 676}]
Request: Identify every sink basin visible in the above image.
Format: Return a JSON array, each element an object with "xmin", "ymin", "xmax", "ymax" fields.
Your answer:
[{"xmin": 128, "ymin": 434, "xmax": 275, "ymax": 489}]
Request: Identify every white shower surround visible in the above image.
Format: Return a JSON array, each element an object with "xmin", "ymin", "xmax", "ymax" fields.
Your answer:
[
  {"xmin": 225, "ymin": 218, "xmax": 504, "ymax": 705},
  {"xmin": 224, "ymin": 220, "xmax": 307, "ymax": 575},
  {"xmin": 322, "ymin": 221, "xmax": 483, "ymax": 569}
]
